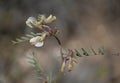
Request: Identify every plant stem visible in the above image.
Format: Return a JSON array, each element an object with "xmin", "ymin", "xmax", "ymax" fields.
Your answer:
[{"xmin": 53, "ymin": 35, "xmax": 64, "ymax": 60}]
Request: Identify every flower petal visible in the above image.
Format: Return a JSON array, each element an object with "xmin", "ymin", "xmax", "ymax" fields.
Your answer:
[
  {"xmin": 44, "ymin": 15, "xmax": 56, "ymax": 24},
  {"xmin": 26, "ymin": 17, "xmax": 37, "ymax": 28},
  {"xmin": 60, "ymin": 61, "xmax": 66, "ymax": 73},
  {"xmin": 29, "ymin": 36, "xmax": 44, "ymax": 47},
  {"xmin": 30, "ymin": 36, "xmax": 40, "ymax": 43},
  {"xmin": 35, "ymin": 41, "xmax": 44, "ymax": 47}
]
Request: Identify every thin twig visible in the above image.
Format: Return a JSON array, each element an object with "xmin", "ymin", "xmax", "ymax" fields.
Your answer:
[
  {"xmin": 53, "ymin": 35, "xmax": 63, "ymax": 60},
  {"xmin": 53, "ymin": 35, "xmax": 61, "ymax": 45}
]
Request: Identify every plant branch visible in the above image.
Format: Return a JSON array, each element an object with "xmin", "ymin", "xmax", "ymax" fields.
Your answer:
[{"xmin": 53, "ymin": 35, "xmax": 64, "ymax": 60}]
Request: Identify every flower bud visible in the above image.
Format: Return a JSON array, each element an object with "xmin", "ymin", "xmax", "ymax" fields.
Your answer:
[
  {"xmin": 44, "ymin": 15, "xmax": 56, "ymax": 24},
  {"xmin": 39, "ymin": 33, "xmax": 47, "ymax": 41},
  {"xmin": 72, "ymin": 57, "xmax": 78, "ymax": 63},
  {"xmin": 68, "ymin": 62, "xmax": 73, "ymax": 72},
  {"xmin": 60, "ymin": 60, "xmax": 66, "ymax": 73},
  {"xmin": 26, "ymin": 17, "xmax": 37, "ymax": 28}
]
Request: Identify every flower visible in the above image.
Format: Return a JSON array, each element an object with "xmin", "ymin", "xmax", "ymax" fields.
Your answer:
[
  {"xmin": 68, "ymin": 56, "xmax": 73, "ymax": 72},
  {"xmin": 60, "ymin": 57, "xmax": 67, "ymax": 73},
  {"xmin": 68, "ymin": 50, "xmax": 78, "ymax": 72},
  {"xmin": 44, "ymin": 15, "xmax": 56, "ymax": 24},
  {"xmin": 29, "ymin": 33, "xmax": 47, "ymax": 47},
  {"xmin": 26, "ymin": 17, "xmax": 37, "ymax": 28},
  {"xmin": 60, "ymin": 49, "xmax": 78, "ymax": 73},
  {"xmin": 26, "ymin": 15, "xmax": 56, "ymax": 29}
]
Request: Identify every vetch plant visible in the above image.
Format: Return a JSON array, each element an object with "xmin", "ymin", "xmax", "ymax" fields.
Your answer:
[{"xmin": 13, "ymin": 14, "xmax": 117, "ymax": 83}]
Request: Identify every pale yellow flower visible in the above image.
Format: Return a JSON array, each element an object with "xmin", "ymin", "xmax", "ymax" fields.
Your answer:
[
  {"xmin": 60, "ymin": 59, "xmax": 66, "ymax": 73},
  {"xmin": 29, "ymin": 33, "xmax": 47, "ymax": 47},
  {"xmin": 26, "ymin": 17, "xmax": 37, "ymax": 28},
  {"xmin": 44, "ymin": 15, "xmax": 56, "ymax": 24}
]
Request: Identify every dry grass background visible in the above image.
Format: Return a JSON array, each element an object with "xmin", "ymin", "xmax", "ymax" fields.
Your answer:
[{"xmin": 0, "ymin": 0, "xmax": 120, "ymax": 83}]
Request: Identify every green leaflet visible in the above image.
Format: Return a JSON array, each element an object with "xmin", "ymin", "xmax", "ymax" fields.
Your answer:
[
  {"xmin": 90, "ymin": 47, "xmax": 97, "ymax": 55},
  {"xmin": 81, "ymin": 48, "xmax": 89, "ymax": 56},
  {"xmin": 74, "ymin": 49, "xmax": 82, "ymax": 57},
  {"xmin": 98, "ymin": 47, "xmax": 105, "ymax": 55},
  {"xmin": 25, "ymin": 34, "xmax": 35, "ymax": 38}
]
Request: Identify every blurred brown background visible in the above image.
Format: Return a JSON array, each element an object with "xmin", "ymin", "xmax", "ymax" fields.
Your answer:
[{"xmin": 0, "ymin": 0, "xmax": 120, "ymax": 83}]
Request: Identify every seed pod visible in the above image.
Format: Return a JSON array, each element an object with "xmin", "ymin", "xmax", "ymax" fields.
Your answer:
[{"xmin": 68, "ymin": 62, "xmax": 73, "ymax": 72}]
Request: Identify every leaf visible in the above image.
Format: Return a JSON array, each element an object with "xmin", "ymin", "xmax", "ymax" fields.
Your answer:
[
  {"xmin": 30, "ymin": 32, "xmax": 36, "ymax": 36},
  {"xmin": 21, "ymin": 36, "xmax": 29, "ymax": 40},
  {"xmin": 74, "ymin": 49, "xmax": 82, "ymax": 57},
  {"xmin": 27, "ymin": 52, "xmax": 43, "ymax": 75},
  {"xmin": 81, "ymin": 48, "xmax": 89, "ymax": 56},
  {"xmin": 16, "ymin": 38, "xmax": 23, "ymax": 42},
  {"xmin": 98, "ymin": 47, "xmax": 105, "ymax": 55},
  {"xmin": 36, "ymin": 33, "xmax": 42, "ymax": 36},
  {"xmin": 11, "ymin": 40, "xmax": 17, "ymax": 44},
  {"xmin": 90, "ymin": 47, "xmax": 97, "ymax": 55},
  {"xmin": 26, "ymin": 34, "xmax": 34, "ymax": 38}
]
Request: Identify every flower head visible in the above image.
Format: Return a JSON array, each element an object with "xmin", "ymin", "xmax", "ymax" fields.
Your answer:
[
  {"xmin": 26, "ymin": 15, "xmax": 56, "ymax": 29},
  {"xmin": 60, "ymin": 49, "xmax": 78, "ymax": 73}
]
